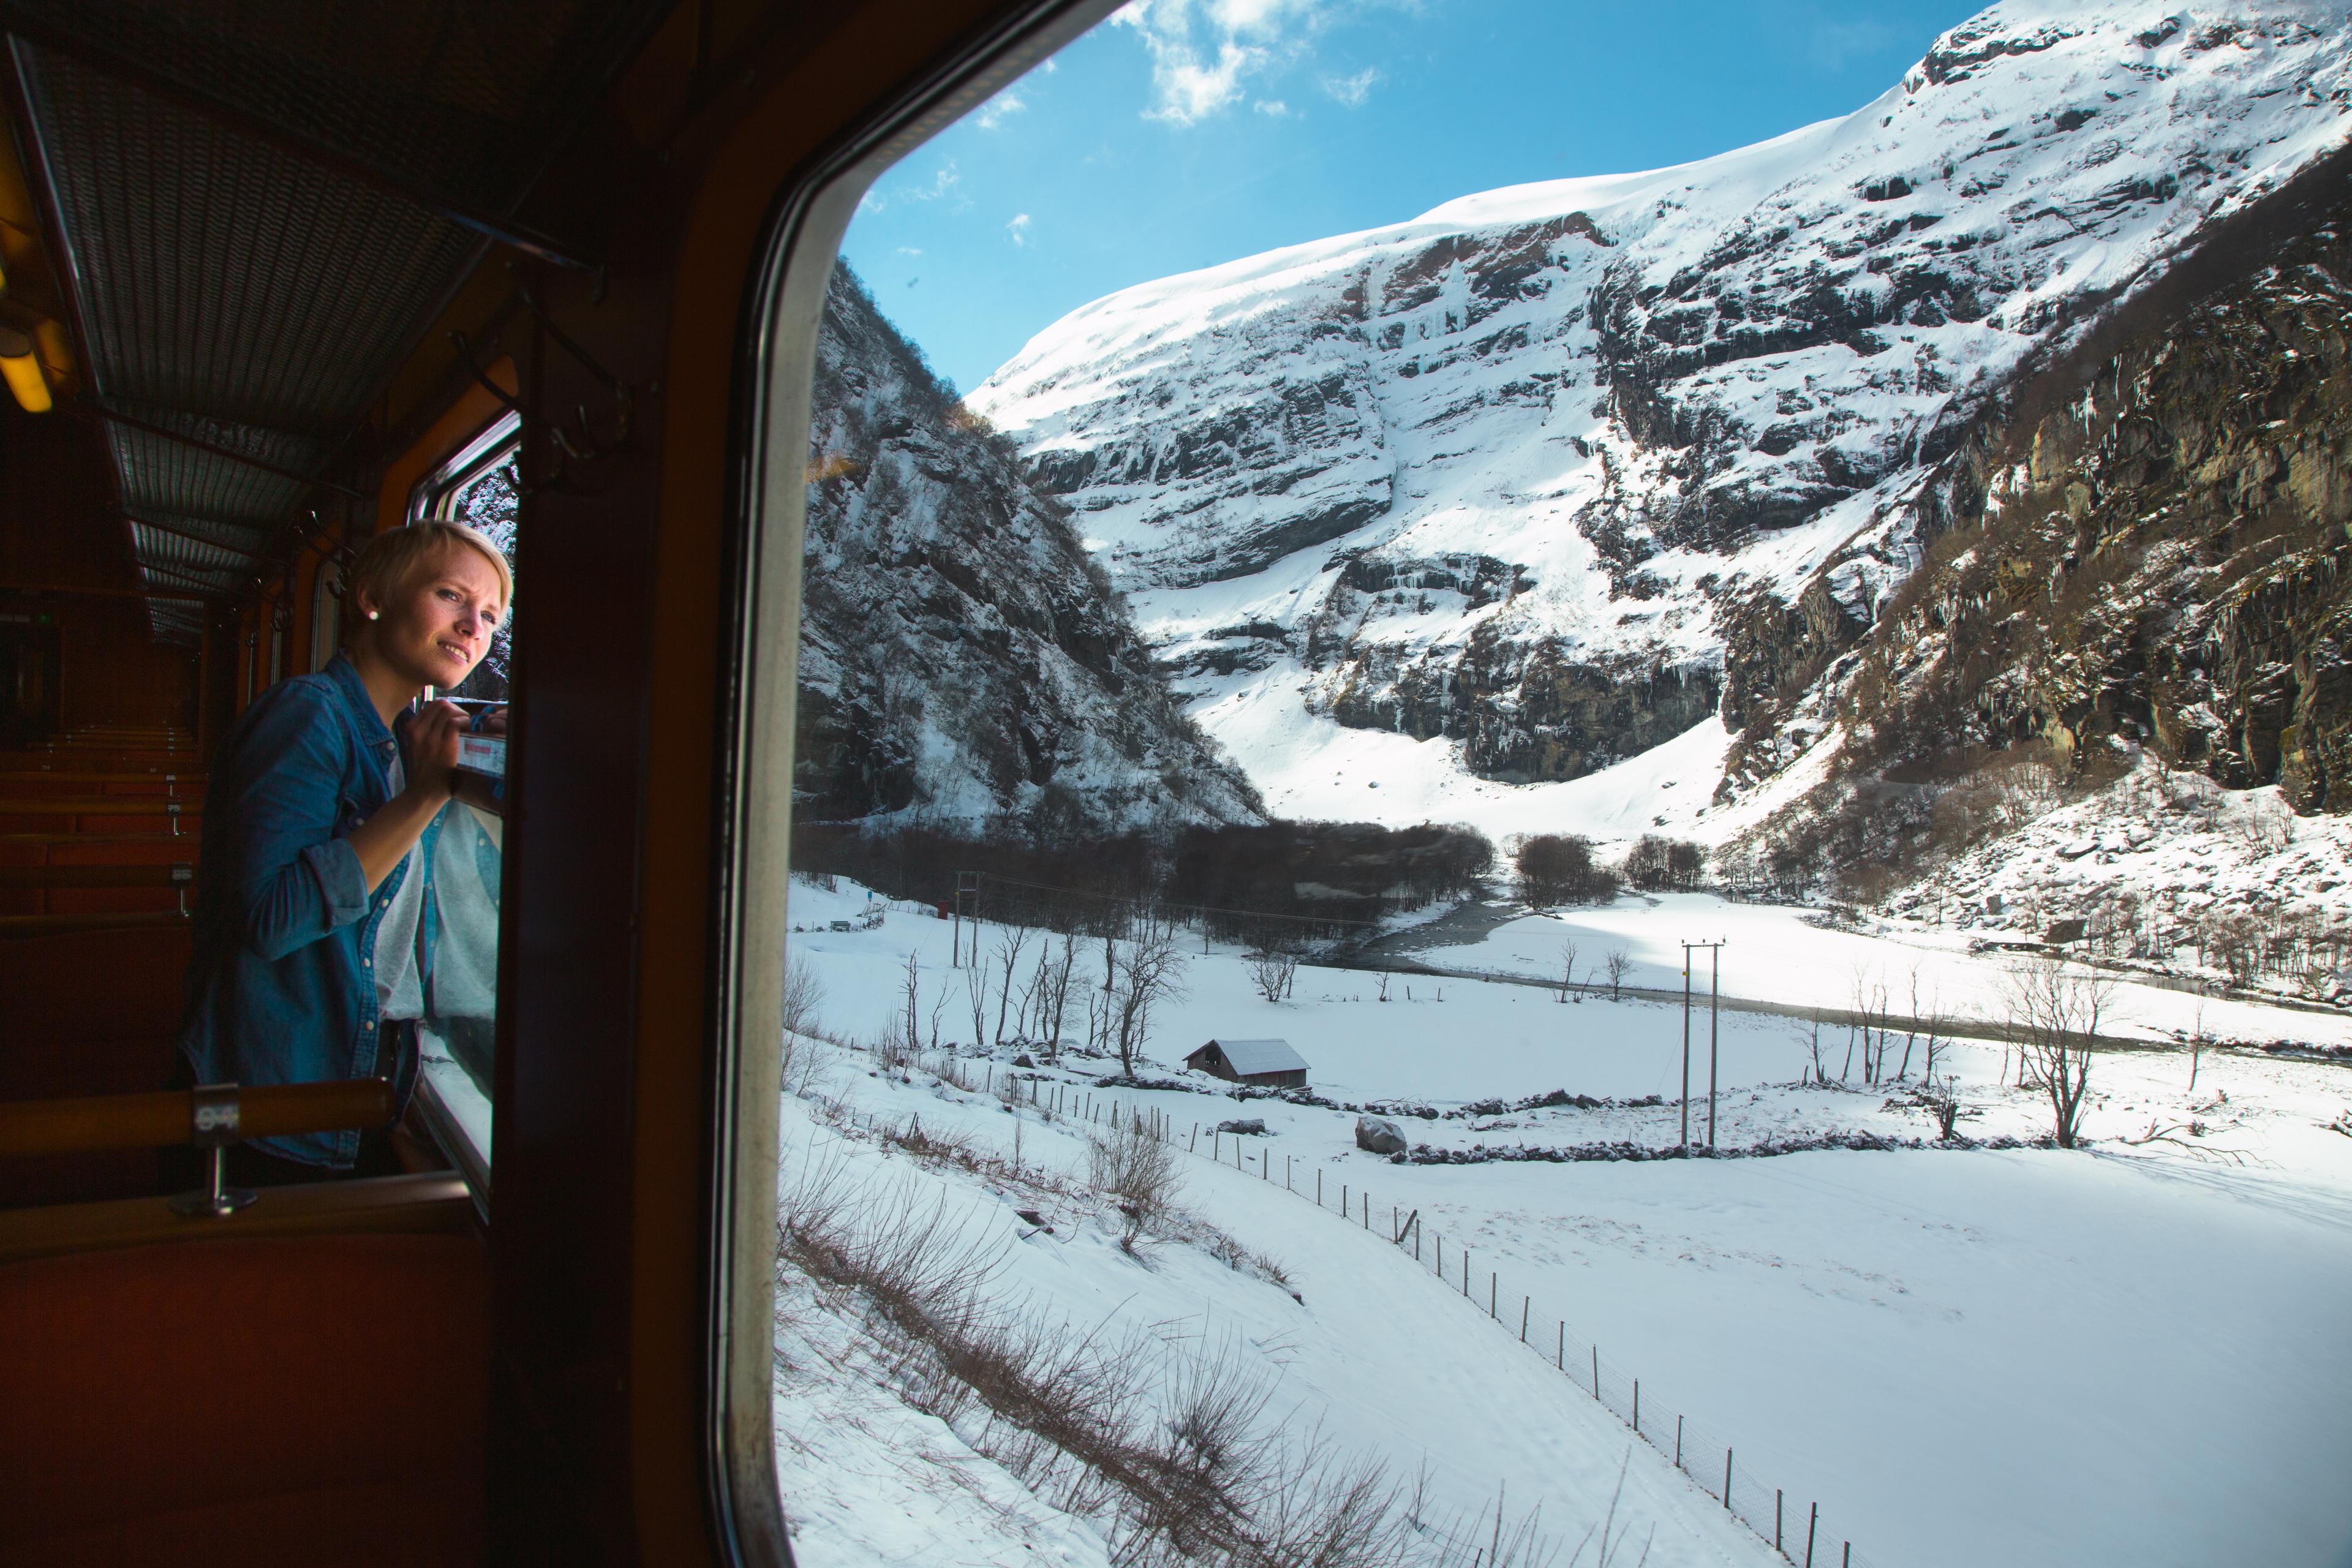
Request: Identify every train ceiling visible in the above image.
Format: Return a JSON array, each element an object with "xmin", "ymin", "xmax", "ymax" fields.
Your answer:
[{"xmin": 1, "ymin": 0, "xmax": 667, "ymax": 643}]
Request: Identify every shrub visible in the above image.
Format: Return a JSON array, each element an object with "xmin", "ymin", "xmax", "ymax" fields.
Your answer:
[{"xmin": 1513, "ymin": 833, "xmax": 1619, "ymax": 906}]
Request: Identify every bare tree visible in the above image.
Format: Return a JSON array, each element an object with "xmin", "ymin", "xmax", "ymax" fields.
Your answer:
[
  {"xmin": 1040, "ymin": 932, "xmax": 1079, "ymax": 1058},
  {"xmin": 1918, "ymin": 1001, "xmax": 1947, "ymax": 1085},
  {"xmin": 899, "ymin": 952, "xmax": 921, "ymax": 1058},
  {"xmin": 1016, "ymin": 948, "xmax": 1049, "ymax": 1041},
  {"xmin": 1107, "ymin": 907, "xmax": 1189, "ymax": 1076},
  {"xmin": 1850, "ymin": 966, "xmax": 1891, "ymax": 1085},
  {"xmin": 1088, "ymin": 1106, "xmax": 1182, "ymax": 1251},
  {"xmin": 990, "ymin": 923, "xmax": 1033, "ymax": 1046},
  {"xmin": 1895, "ymin": 966, "xmax": 1934, "ymax": 1080},
  {"xmin": 1921, "ymin": 1072, "xmax": 1962, "ymax": 1140},
  {"xmin": 780, "ymin": 954, "xmax": 826, "ymax": 1043},
  {"xmin": 1089, "ymin": 932, "xmax": 1119, "ymax": 1055},
  {"xmin": 1248, "ymin": 947, "xmax": 1298, "ymax": 1005},
  {"xmin": 2188, "ymin": 1001, "xmax": 2207, "ymax": 1093},
  {"xmin": 778, "ymin": 955, "xmax": 827, "ymax": 1096},
  {"xmin": 1602, "ymin": 949, "xmax": 1632, "ymax": 1001},
  {"xmin": 2005, "ymin": 960, "xmax": 2113, "ymax": 1148},
  {"xmin": 963, "ymin": 965, "xmax": 989, "ymax": 1054},
  {"xmin": 1558, "ymin": 938, "xmax": 1578, "ymax": 1003}
]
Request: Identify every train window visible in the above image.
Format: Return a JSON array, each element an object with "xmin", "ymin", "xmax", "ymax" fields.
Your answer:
[
  {"xmin": 412, "ymin": 411, "xmax": 521, "ymax": 705},
  {"xmin": 404, "ymin": 409, "xmax": 521, "ymax": 1191},
  {"xmin": 737, "ymin": 6, "xmax": 2351, "ymax": 1567}
]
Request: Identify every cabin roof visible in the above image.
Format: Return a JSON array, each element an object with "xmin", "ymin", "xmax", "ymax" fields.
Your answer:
[{"xmin": 1196, "ymin": 1038, "xmax": 1307, "ymax": 1076}]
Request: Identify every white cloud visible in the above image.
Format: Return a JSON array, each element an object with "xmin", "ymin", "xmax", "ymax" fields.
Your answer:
[
  {"xmin": 1321, "ymin": 65, "xmax": 1380, "ymax": 107},
  {"xmin": 972, "ymin": 89, "xmax": 1027, "ymax": 130},
  {"xmin": 895, "ymin": 246, "xmax": 924, "ymax": 257},
  {"xmin": 1253, "ymin": 98, "xmax": 1293, "ymax": 117},
  {"xmin": 860, "ymin": 160, "xmax": 961, "ymax": 214},
  {"xmin": 1114, "ymin": 0, "xmax": 1336, "ymax": 126},
  {"xmin": 1006, "ymin": 213, "xmax": 1033, "ymax": 246}
]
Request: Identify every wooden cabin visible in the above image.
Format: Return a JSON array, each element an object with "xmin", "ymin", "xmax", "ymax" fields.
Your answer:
[{"xmin": 1186, "ymin": 1038, "xmax": 1310, "ymax": 1090}]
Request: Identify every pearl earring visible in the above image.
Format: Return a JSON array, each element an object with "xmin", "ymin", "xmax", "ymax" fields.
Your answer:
[{"xmin": 366, "ymin": 609, "xmax": 379, "ymax": 620}]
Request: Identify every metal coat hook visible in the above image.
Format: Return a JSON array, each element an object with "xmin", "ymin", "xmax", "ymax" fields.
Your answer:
[
  {"xmin": 499, "ymin": 264, "xmax": 643, "ymax": 466},
  {"xmin": 447, "ymin": 330, "xmax": 526, "ymax": 419},
  {"xmin": 509, "ymin": 262, "xmax": 625, "ymax": 396}
]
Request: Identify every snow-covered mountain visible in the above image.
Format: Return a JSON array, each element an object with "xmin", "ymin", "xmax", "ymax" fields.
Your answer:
[
  {"xmin": 797, "ymin": 267, "xmax": 1261, "ymax": 834},
  {"xmin": 968, "ymin": 1, "xmax": 2352, "ymax": 821}
]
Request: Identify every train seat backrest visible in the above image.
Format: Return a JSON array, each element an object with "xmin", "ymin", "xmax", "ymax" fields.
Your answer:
[{"xmin": 0, "ymin": 1233, "xmax": 488, "ymax": 1566}]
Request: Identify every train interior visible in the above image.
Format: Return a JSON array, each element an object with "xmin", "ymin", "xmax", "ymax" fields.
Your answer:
[{"xmin": 0, "ymin": 1, "xmax": 1093, "ymax": 1562}]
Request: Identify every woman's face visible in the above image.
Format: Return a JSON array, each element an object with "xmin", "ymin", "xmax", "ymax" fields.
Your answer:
[{"xmin": 361, "ymin": 541, "xmax": 506, "ymax": 692}]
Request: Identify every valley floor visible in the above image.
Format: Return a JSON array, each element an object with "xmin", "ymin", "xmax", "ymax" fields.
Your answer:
[{"xmin": 776, "ymin": 878, "xmax": 2352, "ymax": 1568}]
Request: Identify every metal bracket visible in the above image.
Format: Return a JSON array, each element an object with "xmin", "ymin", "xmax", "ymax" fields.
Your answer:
[
  {"xmin": 510, "ymin": 264, "xmax": 642, "ymax": 463},
  {"xmin": 168, "ymin": 1082, "xmax": 256, "ymax": 1218},
  {"xmin": 447, "ymin": 330, "xmax": 526, "ymax": 420}
]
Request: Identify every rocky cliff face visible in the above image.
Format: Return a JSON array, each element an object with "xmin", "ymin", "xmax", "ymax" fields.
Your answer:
[
  {"xmin": 797, "ymin": 268, "xmax": 1261, "ymax": 834},
  {"xmin": 1815, "ymin": 175, "xmax": 2352, "ymax": 813},
  {"xmin": 970, "ymin": 2, "xmax": 2352, "ymax": 805}
]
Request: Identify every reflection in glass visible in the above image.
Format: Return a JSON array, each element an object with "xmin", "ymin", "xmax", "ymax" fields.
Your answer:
[{"xmin": 409, "ymin": 418, "xmax": 519, "ymax": 1179}]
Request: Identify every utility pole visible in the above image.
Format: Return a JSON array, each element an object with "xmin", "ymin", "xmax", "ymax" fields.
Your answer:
[
  {"xmin": 1684, "ymin": 940, "xmax": 1725, "ymax": 1150},
  {"xmin": 1680, "ymin": 950, "xmax": 1691, "ymax": 1148},
  {"xmin": 1709, "ymin": 941, "xmax": 1723, "ymax": 1149},
  {"xmin": 954, "ymin": 870, "xmax": 979, "ymax": 967}
]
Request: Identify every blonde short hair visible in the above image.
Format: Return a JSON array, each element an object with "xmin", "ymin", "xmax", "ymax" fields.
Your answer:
[{"xmin": 342, "ymin": 521, "xmax": 512, "ymax": 641}]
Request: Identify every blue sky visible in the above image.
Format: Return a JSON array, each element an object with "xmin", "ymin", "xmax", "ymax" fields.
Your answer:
[{"xmin": 840, "ymin": 0, "xmax": 1986, "ymax": 394}]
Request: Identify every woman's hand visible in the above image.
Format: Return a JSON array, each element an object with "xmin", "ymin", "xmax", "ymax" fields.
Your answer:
[
  {"xmin": 347, "ymin": 700, "xmax": 465, "ymax": 894},
  {"xmin": 405, "ymin": 699, "xmax": 466, "ymax": 800}
]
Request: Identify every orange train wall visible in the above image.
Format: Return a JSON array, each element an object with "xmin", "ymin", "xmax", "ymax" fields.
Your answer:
[{"xmin": 0, "ymin": 402, "xmax": 200, "ymax": 736}]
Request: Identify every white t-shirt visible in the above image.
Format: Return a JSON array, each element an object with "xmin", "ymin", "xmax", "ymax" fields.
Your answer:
[{"xmin": 372, "ymin": 754, "xmax": 429, "ymax": 1021}]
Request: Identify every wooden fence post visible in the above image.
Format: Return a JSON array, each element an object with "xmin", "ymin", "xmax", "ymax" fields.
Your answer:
[
  {"xmin": 1804, "ymin": 1501, "xmax": 1816, "ymax": 1567},
  {"xmin": 1519, "ymin": 1297, "xmax": 1528, "ymax": 1342},
  {"xmin": 1724, "ymin": 1450, "xmax": 1732, "ymax": 1509}
]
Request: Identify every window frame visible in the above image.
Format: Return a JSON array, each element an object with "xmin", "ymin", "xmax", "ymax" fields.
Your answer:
[
  {"xmin": 399, "ymin": 407, "xmax": 524, "ymax": 1218},
  {"xmin": 703, "ymin": 1, "xmax": 1124, "ymax": 1557},
  {"xmin": 409, "ymin": 409, "xmax": 523, "ymax": 526}
]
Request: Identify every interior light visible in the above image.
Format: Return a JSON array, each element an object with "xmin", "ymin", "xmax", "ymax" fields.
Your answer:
[
  {"xmin": 32, "ymin": 318, "xmax": 71, "ymax": 383},
  {"xmin": 0, "ymin": 325, "xmax": 51, "ymax": 413}
]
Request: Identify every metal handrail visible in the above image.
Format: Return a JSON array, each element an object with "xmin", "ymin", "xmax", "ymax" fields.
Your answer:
[{"xmin": 0, "ymin": 1079, "xmax": 396, "ymax": 1158}]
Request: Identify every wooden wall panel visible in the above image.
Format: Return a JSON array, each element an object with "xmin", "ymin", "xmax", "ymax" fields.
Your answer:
[{"xmin": 0, "ymin": 402, "xmax": 200, "ymax": 734}]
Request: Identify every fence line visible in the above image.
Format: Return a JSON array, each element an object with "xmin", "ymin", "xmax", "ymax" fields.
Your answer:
[
  {"xmin": 898, "ymin": 1055, "xmax": 1885, "ymax": 1567},
  {"xmin": 1093, "ymin": 1074, "xmax": 1880, "ymax": 1568}
]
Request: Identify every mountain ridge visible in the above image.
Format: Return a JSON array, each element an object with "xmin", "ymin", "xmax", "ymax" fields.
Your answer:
[{"xmin": 965, "ymin": 0, "xmax": 2352, "ymax": 835}]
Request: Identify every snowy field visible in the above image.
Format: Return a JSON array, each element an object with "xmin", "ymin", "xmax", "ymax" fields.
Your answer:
[
  {"xmin": 776, "ymin": 877, "xmax": 2352, "ymax": 1568},
  {"xmin": 1410, "ymin": 891, "xmax": 2352, "ymax": 1054}
]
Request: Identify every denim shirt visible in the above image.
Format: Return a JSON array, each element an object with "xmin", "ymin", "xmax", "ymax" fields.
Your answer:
[{"xmin": 178, "ymin": 652, "xmax": 440, "ymax": 1167}]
